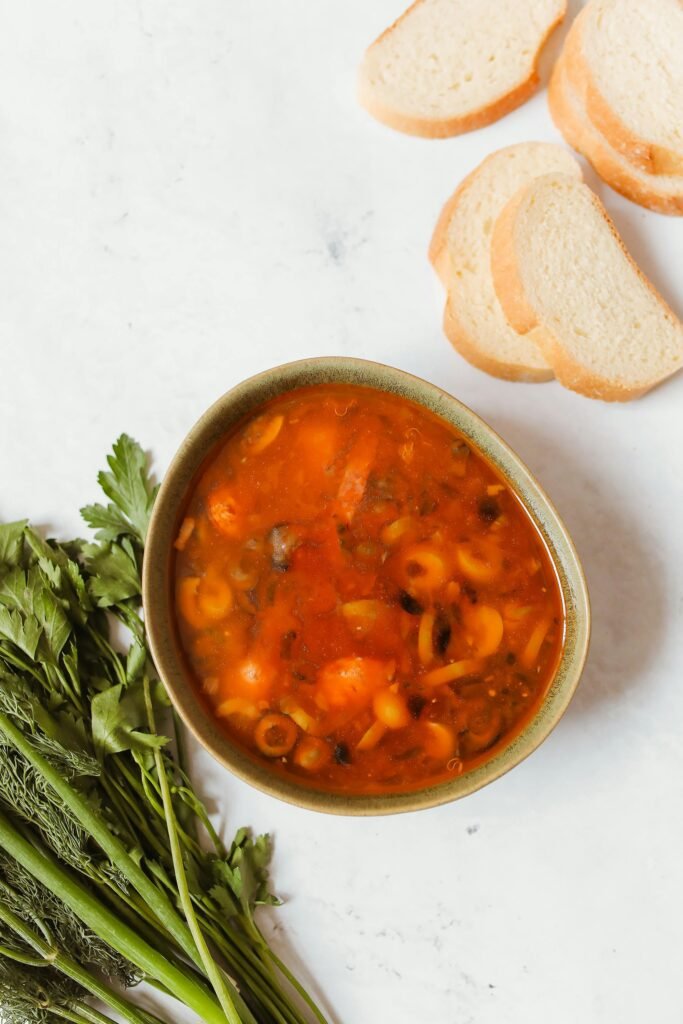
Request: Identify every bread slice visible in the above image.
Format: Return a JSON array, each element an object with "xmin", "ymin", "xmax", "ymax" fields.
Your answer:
[
  {"xmin": 563, "ymin": 0, "xmax": 683, "ymax": 176},
  {"xmin": 358, "ymin": 0, "xmax": 567, "ymax": 138},
  {"xmin": 549, "ymin": 56, "xmax": 683, "ymax": 216},
  {"xmin": 490, "ymin": 174, "xmax": 683, "ymax": 400},
  {"xmin": 429, "ymin": 143, "xmax": 582, "ymax": 381}
]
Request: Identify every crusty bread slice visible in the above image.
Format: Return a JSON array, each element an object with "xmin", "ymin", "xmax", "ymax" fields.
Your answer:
[
  {"xmin": 490, "ymin": 174, "xmax": 683, "ymax": 401},
  {"xmin": 549, "ymin": 56, "xmax": 683, "ymax": 216},
  {"xmin": 563, "ymin": 0, "xmax": 683, "ymax": 176},
  {"xmin": 358, "ymin": 0, "xmax": 567, "ymax": 138},
  {"xmin": 429, "ymin": 143, "xmax": 582, "ymax": 381}
]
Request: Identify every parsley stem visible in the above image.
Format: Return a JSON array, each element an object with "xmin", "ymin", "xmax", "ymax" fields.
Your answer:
[
  {"xmin": 73, "ymin": 1002, "xmax": 167, "ymax": 1024},
  {"xmin": 86, "ymin": 625, "xmax": 128, "ymax": 687},
  {"xmin": 142, "ymin": 676, "xmax": 242, "ymax": 1024},
  {"xmin": 131, "ymin": 754, "xmax": 204, "ymax": 859},
  {"xmin": 100, "ymin": 770, "xmax": 167, "ymax": 859},
  {"xmin": 0, "ymin": 644, "xmax": 46, "ymax": 688},
  {"xmin": 266, "ymin": 948, "xmax": 329, "ymax": 1024},
  {"xmin": 0, "ymin": 941, "xmax": 48, "ymax": 967},
  {"xmin": 204, "ymin": 923, "xmax": 297, "ymax": 1024},
  {"xmin": 170, "ymin": 706, "xmax": 199, "ymax": 843},
  {"xmin": 43, "ymin": 1008, "xmax": 96, "ymax": 1024}
]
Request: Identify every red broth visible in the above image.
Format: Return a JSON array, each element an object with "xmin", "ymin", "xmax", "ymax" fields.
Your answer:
[{"xmin": 173, "ymin": 384, "xmax": 564, "ymax": 794}]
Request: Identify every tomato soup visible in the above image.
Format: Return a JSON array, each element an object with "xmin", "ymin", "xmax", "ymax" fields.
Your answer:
[{"xmin": 173, "ymin": 384, "xmax": 564, "ymax": 794}]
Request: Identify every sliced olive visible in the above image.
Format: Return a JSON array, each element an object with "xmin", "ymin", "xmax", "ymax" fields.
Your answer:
[
  {"xmin": 398, "ymin": 589, "xmax": 424, "ymax": 615},
  {"xmin": 333, "ymin": 742, "xmax": 351, "ymax": 766},
  {"xmin": 434, "ymin": 612, "xmax": 452, "ymax": 655},
  {"xmin": 478, "ymin": 496, "xmax": 501, "ymax": 523},
  {"xmin": 407, "ymin": 694, "xmax": 427, "ymax": 719}
]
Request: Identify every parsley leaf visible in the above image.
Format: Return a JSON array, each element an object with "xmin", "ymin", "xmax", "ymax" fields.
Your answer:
[
  {"xmin": 24, "ymin": 528, "xmax": 91, "ymax": 622},
  {"xmin": 0, "ymin": 606, "xmax": 41, "ymax": 659},
  {"xmin": 82, "ymin": 539, "xmax": 141, "ymax": 607},
  {"xmin": 0, "ymin": 565, "xmax": 30, "ymax": 612},
  {"xmin": 81, "ymin": 435, "xmax": 158, "ymax": 546},
  {"xmin": 0, "ymin": 563, "xmax": 71, "ymax": 665},
  {"xmin": 126, "ymin": 639, "xmax": 147, "ymax": 683},
  {"xmin": 0, "ymin": 520, "xmax": 27, "ymax": 568},
  {"xmin": 91, "ymin": 681, "xmax": 167, "ymax": 759},
  {"xmin": 79, "ymin": 502, "xmax": 134, "ymax": 545},
  {"xmin": 33, "ymin": 585, "xmax": 71, "ymax": 664},
  {"xmin": 213, "ymin": 830, "xmax": 280, "ymax": 916}
]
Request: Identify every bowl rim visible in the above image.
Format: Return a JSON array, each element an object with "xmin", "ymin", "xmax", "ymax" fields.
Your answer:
[{"xmin": 143, "ymin": 357, "xmax": 591, "ymax": 816}]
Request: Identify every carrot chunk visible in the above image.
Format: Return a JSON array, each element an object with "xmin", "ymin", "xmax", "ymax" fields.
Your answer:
[
  {"xmin": 317, "ymin": 657, "xmax": 392, "ymax": 710},
  {"xmin": 228, "ymin": 657, "xmax": 275, "ymax": 701}
]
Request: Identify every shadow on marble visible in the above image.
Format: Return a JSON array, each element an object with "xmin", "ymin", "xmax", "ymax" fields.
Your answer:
[
  {"xmin": 536, "ymin": 0, "xmax": 585, "ymax": 87},
  {"xmin": 258, "ymin": 903, "xmax": 343, "ymax": 1024},
  {"xmin": 476, "ymin": 411, "xmax": 666, "ymax": 717}
]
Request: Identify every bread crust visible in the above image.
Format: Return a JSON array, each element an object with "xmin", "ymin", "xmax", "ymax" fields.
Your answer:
[
  {"xmin": 358, "ymin": 0, "xmax": 566, "ymax": 139},
  {"xmin": 429, "ymin": 148, "xmax": 563, "ymax": 382},
  {"xmin": 428, "ymin": 173, "xmax": 472, "ymax": 285},
  {"xmin": 489, "ymin": 188, "xmax": 540, "ymax": 337},
  {"xmin": 359, "ymin": 74, "xmax": 540, "ymax": 140},
  {"xmin": 428, "ymin": 157, "xmax": 494, "ymax": 282},
  {"xmin": 549, "ymin": 56, "xmax": 683, "ymax": 216},
  {"xmin": 563, "ymin": 3, "xmax": 683, "ymax": 177},
  {"xmin": 490, "ymin": 176, "xmax": 683, "ymax": 401},
  {"xmin": 442, "ymin": 294, "xmax": 555, "ymax": 383}
]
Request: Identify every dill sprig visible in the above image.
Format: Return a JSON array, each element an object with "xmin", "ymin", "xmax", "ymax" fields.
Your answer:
[
  {"xmin": 0, "ymin": 954, "xmax": 84, "ymax": 1024},
  {"xmin": 0, "ymin": 850, "xmax": 139, "ymax": 987}
]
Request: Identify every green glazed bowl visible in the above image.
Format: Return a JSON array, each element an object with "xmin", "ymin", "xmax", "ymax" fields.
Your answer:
[{"xmin": 143, "ymin": 357, "xmax": 590, "ymax": 815}]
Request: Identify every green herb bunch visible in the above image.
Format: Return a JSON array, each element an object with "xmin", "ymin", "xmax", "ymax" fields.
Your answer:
[{"xmin": 0, "ymin": 436, "xmax": 327, "ymax": 1024}]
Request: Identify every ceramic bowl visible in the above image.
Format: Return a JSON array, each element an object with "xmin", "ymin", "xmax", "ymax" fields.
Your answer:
[{"xmin": 143, "ymin": 357, "xmax": 590, "ymax": 815}]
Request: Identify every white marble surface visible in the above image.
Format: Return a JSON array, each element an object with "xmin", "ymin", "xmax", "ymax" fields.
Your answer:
[{"xmin": 1, "ymin": 2, "xmax": 683, "ymax": 1022}]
